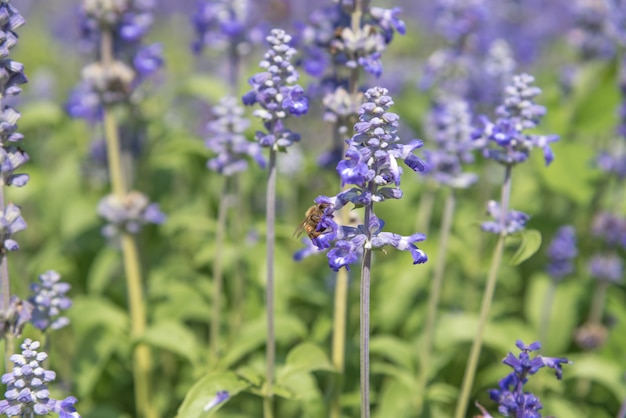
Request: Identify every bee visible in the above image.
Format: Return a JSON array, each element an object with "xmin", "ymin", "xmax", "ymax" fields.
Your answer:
[{"xmin": 294, "ymin": 203, "xmax": 330, "ymax": 240}]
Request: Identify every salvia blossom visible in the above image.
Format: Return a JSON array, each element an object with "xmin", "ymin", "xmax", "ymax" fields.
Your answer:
[
  {"xmin": 191, "ymin": 0, "xmax": 262, "ymax": 54},
  {"xmin": 67, "ymin": 0, "xmax": 164, "ymax": 121},
  {"xmin": 0, "ymin": 339, "xmax": 81, "ymax": 417},
  {"xmin": 206, "ymin": 96, "xmax": 265, "ymax": 175},
  {"xmin": 307, "ymin": 86, "xmax": 428, "ymax": 270},
  {"xmin": 567, "ymin": 0, "xmax": 615, "ymax": 60},
  {"xmin": 242, "ymin": 28, "xmax": 309, "ymax": 149},
  {"xmin": 591, "ymin": 212, "xmax": 626, "ymax": 248},
  {"xmin": 423, "ymin": 97, "xmax": 477, "ymax": 188},
  {"xmin": 546, "ymin": 226, "xmax": 578, "ymax": 280},
  {"xmin": 474, "ymin": 74, "xmax": 559, "ymax": 166},
  {"xmin": 0, "ymin": 1, "xmax": 29, "ymax": 190},
  {"xmin": 203, "ymin": 390, "xmax": 229, "ymax": 411},
  {"xmin": 298, "ymin": 1, "xmax": 406, "ymax": 79},
  {"xmin": 588, "ymin": 253, "xmax": 623, "ymax": 283},
  {"xmin": 0, "ymin": 203, "xmax": 26, "ymax": 252},
  {"xmin": 481, "ymin": 200, "xmax": 529, "ymax": 235},
  {"xmin": 488, "ymin": 340, "xmax": 570, "ymax": 417},
  {"xmin": 0, "ymin": 296, "xmax": 32, "ymax": 340},
  {"xmin": 97, "ymin": 191, "xmax": 165, "ymax": 238},
  {"xmin": 28, "ymin": 271, "xmax": 72, "ymax": 332}
]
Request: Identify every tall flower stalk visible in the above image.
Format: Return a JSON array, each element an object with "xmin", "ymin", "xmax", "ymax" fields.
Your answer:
[
  {"xmin": 454, "ymin": 73, "xmax": 559, "ymax": 418},
  {"xmin": 68, "ymin": 2, "xmax": 165, "ymax": 417},
  {"xmin": 204, "ymin": 96, "xmax": 264, "ymax": 361},
  {"xmin": 298, "ymin": 2, "xmax": 406, "ymax": 415},
  {"xmin": 0, "ymin": 0, "xmax": 28, "ymax": 366},
  {"xmin": 310, "ymin": 86, "xmax": 427, "ymax": 417},
  {"xmin": 243, "ymin": 28, "xmax": 308, "ymax": 418},
  {"xmin": 415, "ymin": 97, "xmax": 477, "ymax": 414},
  {"xmin": 191, "ymin": 0, "xmax": 263, "ymax": 363}
]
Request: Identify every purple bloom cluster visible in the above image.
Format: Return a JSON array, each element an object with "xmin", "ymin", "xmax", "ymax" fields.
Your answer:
[
  {"xmin": 488, "ymin": 340, "xmax": 570, "ymax": 417},
  {"xmin": 546, "ymin": 226, "xmax": 578, "ymax": 280},
  {"xmin": 308, "ymin": 86, "xmax": 428, "ymax": 271},
  {"xmin": 28, "ymin": 271, "xmax": 72, "ymax": 332},
  {"xmin": 423, "ymin": 97, "xmax": 478, "ymax": 188},
  {"xmin": 474, "ymin": 74, "xmax": 559, "ymax": 166},
  {"xmin": 481, "ymin": 200, "xmax": 529, "ymax": 235},
  {"xmin": 0, "ymin": 339, "xmax": 80, "ymax": 417},
  {"xmin": 191, "ymin": 0, "xmax": 262, "ymax": 54},
  {"xmin": 205, "ymin": 96, "xmax": 266, "ymax": 175},
  {"xmin": 298, "ymin": 1, "xmax": 406, "ymax": 79},
  {"xmin": 97, "ymin": 191, "xmax": 166, "ymax": 238},
  {"xmin": 243, "ymin": 29, "xmax": 309, "ymax": 149},
  {"xmin": 0, "ymin": 203, "xmax": 26, "ymax": 253},
  {"xmin": 421, "ymin": 0, "xmax": 516, "ymax": 106},
  {"xmin": 567, "ymin": 0, "xmax": 616, "ymax": 60},
  {"xmin": 67, "ymin": 0, "xmax": 164, "ymax": 122},
  {"xmin": 587, "ymin": 212, "xmax": 626, "ymax": 283}
]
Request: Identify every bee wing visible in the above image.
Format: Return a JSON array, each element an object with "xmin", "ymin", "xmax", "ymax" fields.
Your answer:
[{"xmin": 293, "ymin": 220, "xmax": 307, "ymax": 238}]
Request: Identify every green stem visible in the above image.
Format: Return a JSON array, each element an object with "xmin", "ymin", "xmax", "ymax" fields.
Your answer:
[
  {"xmin": 360, "ymin": 183, "xmax": 374, "ymax": 418},
  {"xmin": 264, "ymin": 147, "xmax": 277, "ymax": 418},
  {"xmin": 210, "ymin": 177, "xmax": 230, "ymax": 363},
  {"xmin": 101, "ymin": 29, "xmax": 156, "ymax": 418},
  {"xmin": 454, "ymin": 165, "xmax": 512, "ymax": 418},
  {"xmin": 416, "ymin": 190, "xmax": 456, "ymax": 415},
  {"xmin": 231, "ymin": 175, "xmax": 245, "ymax": 334}
]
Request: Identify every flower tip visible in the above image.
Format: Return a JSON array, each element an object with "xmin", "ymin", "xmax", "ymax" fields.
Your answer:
[{"xmin": 203, "ymin": 390, "xmax": 229, "ymax": 411}]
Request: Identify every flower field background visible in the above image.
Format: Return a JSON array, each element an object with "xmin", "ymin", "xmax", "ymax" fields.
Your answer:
[{"xmin": 1, "ymin": 0, "xmax": 626, "ymax": 417}]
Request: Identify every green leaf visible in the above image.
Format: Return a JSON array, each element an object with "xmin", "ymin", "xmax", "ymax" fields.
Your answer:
[
  {"xmin": 86, "ymin": 248, "xmax": 121, "ymax": 295},
  {"xmin": 140, "ymin": 321, "xmax": 201, "ymax": 365},
  {"xmin": 277, "ymin": 342, "xmax": 334, "ymax": 383},
  {"xmin": 369, "ymin": 335, "xmax": 416, "ymax": 372},
  {"xmin": 509, "ymin": 229, "xmax": 542, "ymax": 266},
  {"xmin": 567, "ymin": 354, "xmax": 626, "ymax": 400},
  {"xmin": 74, "ymin": 326, "xmax": 122, "ymax": 398},
  {"xmin": 175, "ymin": 372, "xmax": 251, "ymax": 418},
  {"xmin": 217, "ymin": 315, "xmax": 307, "ymax": 369}
]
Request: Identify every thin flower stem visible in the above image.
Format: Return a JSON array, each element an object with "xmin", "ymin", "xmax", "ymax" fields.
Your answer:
[
  {"xmin": 416, "ymin": 189, "xmax": 456, "ymax": 415},
  {"xmin": 264, "ymin": 147, "xmax": 277, "ymax": 418},
  {"xmin": 210, "ymin": 177, "xmax": 230, "ymax": 363},
  {"xmin": 231, "ymin": 175, "xmax": 245, "ymax": 333},
  {"xmin": 360, "ymin": 195, "xmax": 373, "ymax": 418},
  {"xmin": 454, "ymin": 165, "xmax": 512, "ymax": 418},
  {"xmin": 101, "ymin": 29, "xmax": 156, "ymax": 418}
]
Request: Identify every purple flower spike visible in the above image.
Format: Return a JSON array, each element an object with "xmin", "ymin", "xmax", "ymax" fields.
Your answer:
[
  {"xmin": 488, "ymin": 340, "xmax": 570, "ymax": 417},
  {"xmin": 295, "ymin": 87, "xmax": 427, "ymax": 268}
]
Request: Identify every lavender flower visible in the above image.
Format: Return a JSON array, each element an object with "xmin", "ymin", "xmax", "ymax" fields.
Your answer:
[
  {"xmin": 423, "ymin": 97, "xmax": 477, "ymax": 188},
  {"xmin": 481, "ymin": 200, "xmax": 529, "ymax": 235},
  {"xmin": 298, "ymin": 2, "xmax": 406, "ymax": 79},
  {"xmin": 568, "ymin": 0, "xmax": 615, "ymax": 60},
  {"xmin": 28, "ymin": 271, "xmax": 72, "ymax": 332},
  {"xmin": 591, "ymin": 212, "xmax": 626, "ymax": 248},
  {"xmin": 588, "ymin": 253, "xmax": 623, "ymax": 283},
  {"xmin": 0, "ymin": 339, "xmax": 81, "ymax": 417},
  {"xmin": 474, "ymin": 74, "xmax": 559, "ymax": 166},
  {"xmin": 309, "ymin": 86, "xmax": 428, "ymax": 270},
  {"xmin": 488, "ymin": 340, "xmax": 570, "ymax": 417},
  {"xmin": 0, "ymin": 203, "xmax": 26, "ymax": 252},
  {"xmin": 97, "ymin": 191, "xmax": 165, "ymax": 238},
  {"xmin": 206, "ymin": 96, "xmax": 266, "ymax": 175},
  {"xmin": 546, "ymin": 226, "xmax": 577, "ymax": 280},
  {"xmin": 67, "ymin": 0, "xmax": 164, "ymax": 121},
  {"xmin": 242, "ymin": 28, "xmax": 309, "ymax": 148},
  {"xmin": 191, "ymin": 0, "xmax": 261, "ymax": 54}
]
